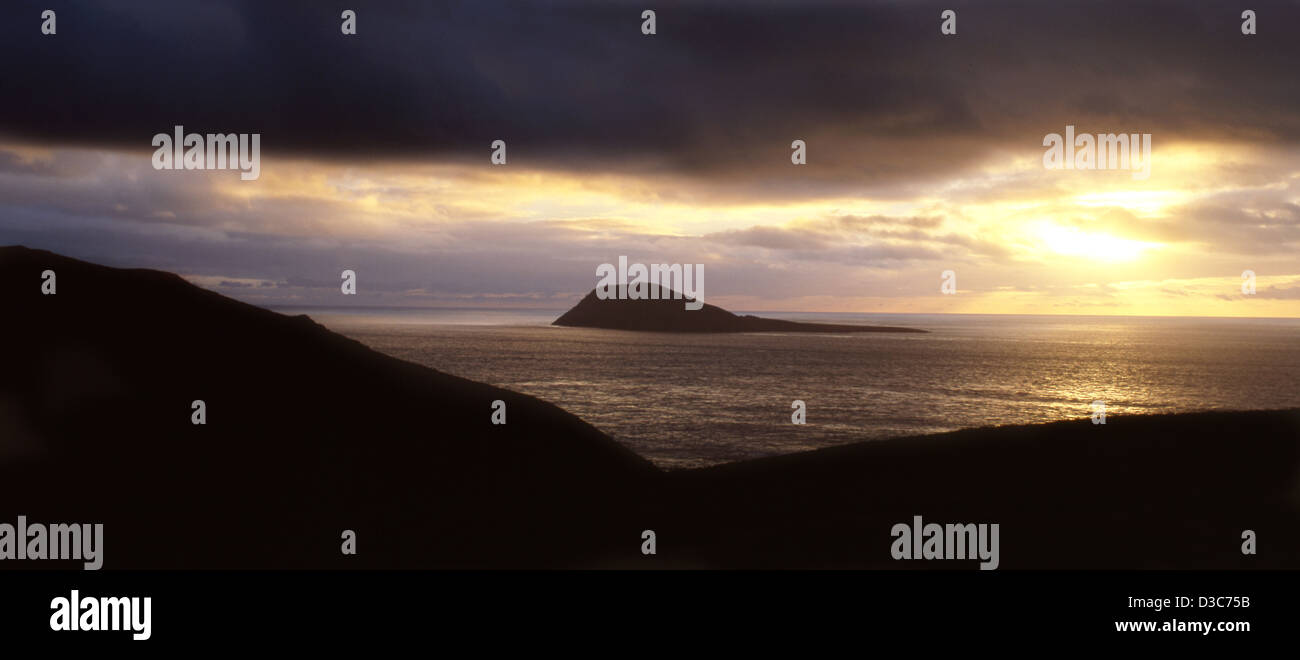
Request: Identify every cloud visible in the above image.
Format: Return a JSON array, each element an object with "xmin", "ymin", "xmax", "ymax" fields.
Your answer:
[
  {"xmin": 1248, "ymin": 284, "xmax": 1300, "ymax": 300},
  {"xmin": 5, "ymin": 0, "xmax": 1300, "ymax": 201},
  {"xmin": 4, "ymin": 1, "xmax": 1300, "ymax": 317},
  {"xmin": 704, "ymin": 213, "xmax": 1011, "ymax": 263}
]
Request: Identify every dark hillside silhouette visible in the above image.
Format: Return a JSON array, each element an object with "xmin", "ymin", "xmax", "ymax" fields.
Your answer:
[
  {"xmin": 0, "ymin": 246, "xmax": 654, "ymax": 568},
  {"xmin": 2, "ymin": 247, "xmax": 1297, "ymax": 568}
]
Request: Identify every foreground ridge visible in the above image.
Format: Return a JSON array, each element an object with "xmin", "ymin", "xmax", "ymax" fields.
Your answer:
[{"xmin": 1, "ymin": 246, "xmax": 1296, "ymax": 569}]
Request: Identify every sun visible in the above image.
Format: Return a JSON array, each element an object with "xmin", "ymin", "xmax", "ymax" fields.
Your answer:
[{"xmin": 1037, "ymin": 224, "xmax": 1159, "ymax": 262}]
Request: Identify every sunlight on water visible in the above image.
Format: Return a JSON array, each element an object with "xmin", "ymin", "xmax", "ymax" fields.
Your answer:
[{"xmin": 298, "ymin": 308, "xmax": 1300, "ymax": 469}]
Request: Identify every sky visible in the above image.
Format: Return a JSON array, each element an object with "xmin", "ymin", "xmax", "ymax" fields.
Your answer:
[{"xmin": 2, "ymin": 0, "xmax": 1300, "ymax": 316}]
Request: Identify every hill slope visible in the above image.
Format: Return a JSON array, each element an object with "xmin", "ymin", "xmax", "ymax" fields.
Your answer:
[
  {"xmin": 2, "ymin": 246, "xmax": 1297, "ymax": 569},
  {"xmin": 0, "ymin": 246, "xmax": 655, "ymax": 568}
]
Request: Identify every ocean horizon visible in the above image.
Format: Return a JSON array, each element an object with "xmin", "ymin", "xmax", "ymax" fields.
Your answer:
[
  {"xmin": 287, "ymin": 306, "xmax": 1300, "ymax": 469},
  {"xmin": 9, "ymin": 0, "xmax": 1300, "ymax": 620}
]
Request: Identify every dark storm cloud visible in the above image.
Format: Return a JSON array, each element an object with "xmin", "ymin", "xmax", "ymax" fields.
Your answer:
[{"xmin": 5, "ymin": 0, "xmax": 1300, "ymax": 193}]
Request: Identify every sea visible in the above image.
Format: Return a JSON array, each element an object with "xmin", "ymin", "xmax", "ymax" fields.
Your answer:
[{"xmin": 279, "ymin": 306, "xmax": 1300, "ymax": 470}]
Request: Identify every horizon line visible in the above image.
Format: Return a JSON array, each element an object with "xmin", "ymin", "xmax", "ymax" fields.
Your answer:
[{"xmin": 263, "ymin": 302, "xmax": 1300, "ymax": 322}]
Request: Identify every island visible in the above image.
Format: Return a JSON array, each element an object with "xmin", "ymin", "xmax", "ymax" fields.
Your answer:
[
  {"xmin": 553, "ymin": 286, "xmax": 927, "ymax": 333},
  {"xmin": 3, "ymin": 246, "xmax": 1296, "ymax": 570}
]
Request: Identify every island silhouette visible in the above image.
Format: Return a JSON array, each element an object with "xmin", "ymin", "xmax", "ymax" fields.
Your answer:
[
  {"xmin": 554, "ymin": 285, "xmax": 926, "ymax": 333},
  {"xmin": 1, "ymin": 246, "xmax": 1297, "ymax": 569}
]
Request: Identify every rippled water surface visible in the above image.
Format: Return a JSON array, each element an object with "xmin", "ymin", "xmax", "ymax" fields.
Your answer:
[{"xmin": 289, "ymin": 307, "xmax": 1300, "ymax": 469}]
